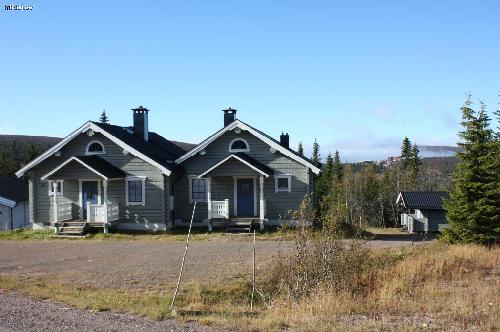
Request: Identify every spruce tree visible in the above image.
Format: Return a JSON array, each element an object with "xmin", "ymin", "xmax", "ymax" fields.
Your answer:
[
  {"xmin": 410, "ymin": 144, "xmax": 422, "ymax": 183},
  {"xmin": 25, "ymin": 143, "xmax": 41, "ymax": 164},
  {"xmin": 443, "ymin": 98, "xmax": 500, "ymax": 245},
  {"xmin": 297, "ymin": 142, "xmax": 304, "ymax": 156},
  {"xmin": 100, "ymin": 110, "xmax": 109, "ymax": 123},
  {"xmin": 400, "ymin": 136, "xmax": 412, "ymax": 170},
  {"xmin": 331, "ymin": 150, "xmax": 343, "ymax": 181},
  {"xmin": 317, "ymin": 152, "xmax": 333, "ymax": 208},
  {"xmin": 311, "ymin": 138, "xmax": 320, "ymax": 164}
]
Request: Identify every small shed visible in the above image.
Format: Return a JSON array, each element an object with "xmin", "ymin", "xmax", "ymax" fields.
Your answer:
[
  {"xmin": 396, "ymin": 191, "xmax": 449, "ymax": 233},
  {"xmin": 0, "ymin": 176, "xmax": 29, "ymax": 231}
]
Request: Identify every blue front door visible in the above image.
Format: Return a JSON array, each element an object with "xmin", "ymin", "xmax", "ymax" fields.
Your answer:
[
  {"xmin": 82, "ymin": 181, "xmax": 99, "ymax": 219},
  {"xmin": 237, "ymin": 178, "xmax": 254, "ymax": 216}
]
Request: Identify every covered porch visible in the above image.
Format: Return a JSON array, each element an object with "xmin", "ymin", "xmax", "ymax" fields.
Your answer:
[
  {"xmin": 40, "ymin": 156, "xmax": 125, "ymax": 234},
  {"xmin": 198, "ymin": 153, "xmax": 273, "ymax": 232}
]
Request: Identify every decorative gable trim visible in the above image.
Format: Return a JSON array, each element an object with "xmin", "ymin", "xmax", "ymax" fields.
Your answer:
[
  {"xmin": 16, "ymin": 122, "xmax": 171, "ymax": 177},
  {"xmin": 175, "ymin": 120, "xmax": 321, "ymax": 174},
  {"xmin": 198, "ymin": 154, "xmax": 271, "ymax": 178}
]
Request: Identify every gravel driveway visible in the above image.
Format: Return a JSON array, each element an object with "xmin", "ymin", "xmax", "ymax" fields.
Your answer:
[
  {"xmin": 0, "ymin": 235, "xmax": 433, "ymax": 290},
  {"xmin": 0, "ymin": 291, "xmax": 223, "ymax": 332}
]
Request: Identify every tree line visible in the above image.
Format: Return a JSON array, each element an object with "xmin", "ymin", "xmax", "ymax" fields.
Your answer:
[{"xmin": 307, "ymin": 95, "xmax": 499, "ymax": 244}]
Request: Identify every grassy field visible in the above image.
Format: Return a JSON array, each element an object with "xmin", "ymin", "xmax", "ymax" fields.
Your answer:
[{"xmin": 0, "ymin": 242, "xmax": 497, "ymax": 331}]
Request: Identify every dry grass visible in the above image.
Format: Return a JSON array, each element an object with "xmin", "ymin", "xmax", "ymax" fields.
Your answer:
[
  {"xmin": 0, "ymin": 228, "xmax": 293, "ymax": 242},
  {"xmin": 0, "ymin": 243, "xmax": 498, "ymax": 331}
]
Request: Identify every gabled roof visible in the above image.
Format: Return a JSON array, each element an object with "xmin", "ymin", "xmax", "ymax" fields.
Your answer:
[
  {"xmin": 40, "ymin": 156, "xmax": 126, "ymax": 181},
  {"xmin": 0, "ymin": 176, "xmax": 28, "ymax": 207},
  {"xmin": 198, "ymin": 153, "xmax": 274, "ymax": 178},
  {"xmin": 175, "ymin": 120, "xmax": 321, "ymax": 174},
  {"xmin": 397, "ymin": 191, "xmax": 449, "ymax": 210},
  {"xmin": 16, "ymin": 121, "xmax": 195, "ymax": 178}
]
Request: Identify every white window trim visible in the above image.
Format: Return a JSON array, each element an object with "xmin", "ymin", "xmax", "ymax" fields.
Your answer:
[
  {"xmin": 48, "ymin": 180, "xmax": 64, "ymax": 196},
  {"xmin": 85, "ymin": 140, "xmax": 106, "ymax": 156},
  {"xmin": 228, "ymin": 138, "xmax": 250, "ymax": 153},
  {"xmin": 188, "ymin": 175, "xmax": 207, "ymax": 203},
  {"xmin": 274, "ymin": 175, "xmax": 291, "ymax": 193},
  {"xmin": 125, "ymin": 176, "xmax": 146, "ymax": 206}
]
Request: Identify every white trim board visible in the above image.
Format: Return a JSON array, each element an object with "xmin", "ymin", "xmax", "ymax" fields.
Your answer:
[
  {"xmin": 41, "ymin": 156, "xmax": 112, "ymax": 181},
  {"xmin": 198, "ymin": 154, "xmax": 271, "ymax": 178},
  {"xmin": 16, "ymin": 122, "xmax": 171, "ymax": 177},
  {"xmin": 0, "ymin": 196, "xmax": 16, "ymax": 208},
  {"xmin": 175, "ymin": 120, "xmax": 321, "ymax": 174}
]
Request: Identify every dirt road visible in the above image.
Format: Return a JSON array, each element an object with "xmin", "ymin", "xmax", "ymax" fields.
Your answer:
[
  {"xmin": 0, "ymin": 236, "xmax": 433, "ymax": 290},
  {"xmin": 0, "ymin": 291, "xmax": 223, "ymax": 332}
]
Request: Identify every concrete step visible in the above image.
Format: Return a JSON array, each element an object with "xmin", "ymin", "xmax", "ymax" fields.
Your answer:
[{"xmin": 227, "ymin": 227, "xmax": 251, "ymax": 233}]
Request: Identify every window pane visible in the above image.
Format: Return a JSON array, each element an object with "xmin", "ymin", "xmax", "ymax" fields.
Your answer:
[
  {"xmin": 230, "ymin": 139, "xmax": 248, "ymax": 150},
  {"xmin": 128, "ymin": 180, "xmax": 143, "ymax": 202},
  {"xmin": 191, "ymin": 179, "xmax": 206, "ymax": 201},
  {"xmin": 88, "ymin": 142, "xmax": 103, "ymax": 152},
  {"xmin": 277, "ymin": 178, "xmax": 289, "ymax": 189}
]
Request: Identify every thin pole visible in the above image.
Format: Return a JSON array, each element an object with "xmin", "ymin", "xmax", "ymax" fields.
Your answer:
[
  {"xmin": 171, "ymin": 201, "xmax": 197, "ymax": 312},
  {"xmin": 250, "ymin": 229, "xmax": 256, "ymax": 311}
]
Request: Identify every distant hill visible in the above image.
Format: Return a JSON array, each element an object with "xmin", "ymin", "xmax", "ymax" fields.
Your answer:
[
  {"xmin": 418, "ymin": 145, "xmax": 462, "ymax": 158},
  {"xmin": 0, "ymin": 134, "xmax": 61, "ymax": 155}
]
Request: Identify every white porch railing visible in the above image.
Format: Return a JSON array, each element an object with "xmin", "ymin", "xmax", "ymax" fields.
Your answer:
[
  {"xmin": 210, "ymin": 199, "xmax": 229, "ymax": 219},
  {"xmin": 87, "ymin": 202, "xmax": 119, "ymax": 223},
  {"xmin": 53, "ymin": 202, "xmax": 72, "ymax": 223}
]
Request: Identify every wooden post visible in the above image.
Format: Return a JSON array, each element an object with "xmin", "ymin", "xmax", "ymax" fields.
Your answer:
[
  {"xmin": 250, "ymin": 229, "xmax": 256, "ymax": 311},
  {"xmin": 259, "ymin": 175, "xmax": 265, "ymax": 231},
  {"xmin": 103, "ymin": 179, "xmax": 108, "ymax": 234},
  {"xmin": 171, "ymin": 201, "xmax": 197, "ymax": 312},
  {"xmin": 207, "ymin": 177, "xmax": 212, "ymax": 232},
  {"xmin": 52, "ymin": 181, "xmax": 58, "ymax": 234}
]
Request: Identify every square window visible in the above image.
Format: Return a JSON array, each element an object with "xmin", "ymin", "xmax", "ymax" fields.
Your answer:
[
  {"xmin": 190, "ymin": 177, "xmax": 206, "ymax": 202},
  {"xmin": 126, "ymin": 177, "xmax": 145, "ymax": 206},
  {"xmin": 275, "ymin": 176, "xmax": 291, "ymax": 193}
]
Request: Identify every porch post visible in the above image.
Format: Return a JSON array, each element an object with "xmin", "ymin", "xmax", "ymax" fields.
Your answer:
[
  {"xmin": 259, "ymin": 175, "xmax": 265, "ymax": 231},
  {"xmin": 103, "ymin": 179, "xmax": 108, "ymax": 234},
  {"xmin": 52, "ymin": 181, "xmax": 59, "ymax": 234},
  {"xmin": 207, "ymin": 177, "xmax": 212, "ymax": 232}
]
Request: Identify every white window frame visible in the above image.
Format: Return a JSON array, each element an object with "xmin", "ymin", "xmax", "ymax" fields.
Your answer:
[
  {"xmin": 274, "ymin": 175, "xmax": 291, "ymax": 193},
  {"xmin": 228, "ymin": 138, "xmax": 250, "ymax": 153},
  {"xmin": 125, "ymin": 176, "xmax": 146, "ymax": 206},
  {"xmin": 48, "ymin": 180, "xmax": 64, "ymax": 196},
  {"xmin": 85, "ymin": 140, "xmax": 106, "ymax": 156},
  {"xmin": 189, "ymin": 175, "xmax": 207, "ymax": 203}
]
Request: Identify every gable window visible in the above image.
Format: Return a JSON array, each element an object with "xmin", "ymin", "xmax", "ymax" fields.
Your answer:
[
  {"xmin": 48, "ymin": 180, "xmax": 63, "ymax": 196},
  {"xmin": 229, "ymin": 138, "xmax": 250, "ymax": 152},
  {"xmin": 274, "ymin": 175, "xmax": 291, "ymax": 193},
  {"xmin": 189, "ymin": 175, "xmax": 207, "ymax": 203},
  {"xmin": 85, "ymin": 140, "xmax": 105, "ymax": 155},
  {"xmin": 126, "ymin": 176, "xmax": 146, "ymax": 206}
]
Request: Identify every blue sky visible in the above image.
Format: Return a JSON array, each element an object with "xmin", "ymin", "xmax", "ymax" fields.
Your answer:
[{"xmin": 1, "ymin": 1, "xmax": 499, "ymax": 161}]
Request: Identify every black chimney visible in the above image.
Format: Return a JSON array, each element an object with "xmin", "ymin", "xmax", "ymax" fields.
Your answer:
[
  {"xmin": 280, "ymin": 132, "xmax": 289, "ymax": 149},
  {"xmin": 132, "ymin": 106, "xmax": 149, "ymax": 141},
  {"xmin": 222, "ymin": 107, "xmax": 237, "ymax": 127}
]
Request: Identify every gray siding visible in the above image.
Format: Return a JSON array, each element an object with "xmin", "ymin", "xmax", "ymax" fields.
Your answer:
[
  {"xmin": 421, "ymin": 209, "xmax": 448, "ymax": 232},
  {"xmin": 174, "ymin": 130, "xmax": 311, "ymax": 225},
  {"xmin": 29, "ymin": 132, "xmax": 168, "ymax": 227}
]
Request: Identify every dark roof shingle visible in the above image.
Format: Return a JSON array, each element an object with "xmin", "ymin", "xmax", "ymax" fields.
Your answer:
[
  {"xmin": 0, "ymin": 176, "xmax": 28, "ymax": 203},
  {"xmin": 399, "ymin": 191, "xmax": 448, "ymax": 209},
  {"xmin": 91, "ymin": 122, "xmax": 196, "ymax": 171},
  {"xmin": 74, "ymin": 156, "xmax": 126, "ymax": 179}
]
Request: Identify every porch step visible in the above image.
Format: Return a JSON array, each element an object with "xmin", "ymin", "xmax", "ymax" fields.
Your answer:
[
  {"xmin": 57, "ymin": 219, "xmax": 87, "ymax": 236},
  {"xmin": 227, "ymin": 227, "xmax": 251, "ymax": 233}
]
